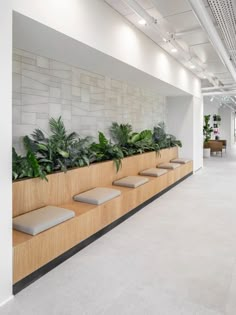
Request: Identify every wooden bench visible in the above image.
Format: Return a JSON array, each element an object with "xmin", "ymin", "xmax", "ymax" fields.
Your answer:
[{"xmin": 13, "ymin": 147, "xmax": 193, "ymax": 288}]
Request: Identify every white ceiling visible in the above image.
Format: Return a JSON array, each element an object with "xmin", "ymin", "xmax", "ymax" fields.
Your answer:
[
  {"xmin": 105, "ymin": 0, "xmax": 234, "ymax": 87},
  {"xmin": 13, "ymin": 12, "xmax": 187, "ymax": 97}
]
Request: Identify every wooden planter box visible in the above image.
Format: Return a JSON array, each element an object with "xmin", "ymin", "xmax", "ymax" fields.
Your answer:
[{"xmin": 13, "ymin": 147, "xmax": 193, "ymax": 285}]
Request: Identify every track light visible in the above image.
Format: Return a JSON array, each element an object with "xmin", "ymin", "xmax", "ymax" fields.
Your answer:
[{"xmin": 138, "ymin": 19, "xmax": 147, "ymax": 25}]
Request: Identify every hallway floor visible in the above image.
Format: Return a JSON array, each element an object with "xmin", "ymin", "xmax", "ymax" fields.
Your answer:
[{"xmin": 2, "ymin": 151, "xmax": 236, "ymax": 315}]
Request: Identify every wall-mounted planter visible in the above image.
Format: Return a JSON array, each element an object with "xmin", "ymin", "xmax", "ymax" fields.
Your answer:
[{"xmin": 12, "ymin": 147, "xmax": 193, "ymax": 288}]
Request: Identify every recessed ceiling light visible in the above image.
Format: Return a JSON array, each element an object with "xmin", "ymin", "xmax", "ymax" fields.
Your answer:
[
  {"xmin": 138, "ymin": 19, "xmax": 147, "ymax": 25},
  {"xmin": 210, "ymin": 97, "xmax": 214, "ymax": 102},
  {"xmin": 203, "ymin": 75, "xmax": 207, "ymax": 79},
  {"xmin": 171, "ymin": 48, "xmax": 177, "ymax": 53},
  {"xmin": 190, "ymin": 65, "xmax": 196, "ymax": 69},
  {"xmin": 163, "ymin": 37, "xmax": 167, "ymax": 42}
]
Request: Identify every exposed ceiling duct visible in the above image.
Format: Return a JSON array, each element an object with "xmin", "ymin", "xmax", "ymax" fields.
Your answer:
[
  {"xmin": 202, "ymin": 91, "xmax": 236, "ymax": 96},
  {"xmin": 208, "ymin": 0, "xmax": 236, "ymax": 69},
  {"xmin": 188, "ymin": 0, "xmax": 236, "ymax": 83},
  {"xmin": 202, "ymin": 84, "xmax": 236, "ymax": 91}
]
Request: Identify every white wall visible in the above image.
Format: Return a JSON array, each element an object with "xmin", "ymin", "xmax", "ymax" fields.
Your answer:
[
  {"xmin": 203, "ymin": 97, "xmax": 219, "ymax": 119},
  {"xmin": 12, "ymin": 0, "xmax": 201, "ymax": 98},
  {"xmin": 218, "ymin": 107, "xmax": 235, "ymax": 148},
  {"xmin": 167, "ymin": 96, "xmax": 203, "ymax": 172},
  {"xmin": 0, "ymin": 1, "xmax": 13, "ymax": 306}
]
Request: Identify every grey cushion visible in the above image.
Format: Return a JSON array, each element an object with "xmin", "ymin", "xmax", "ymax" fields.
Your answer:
[
  {"xmin": 158, "ymin": 162, "xmax": 181, "ymax": 170},
  {"xmin": 113, "ymin": 176, "xmax": 148, "ymax": 188},
  {"xmin": 171, "ymin": 158, "xmax": 190, "ymax": 164},
  {"xmin": 139, "ymin": 168, "xmax": 168, "ymax": 177},
  {"xmin": 74, "ymin": 187, "xmax": 121, "ymax": 205},
  {"xmin": 13, "ymin": 206, "xmax": 75, "ymax": 236}
]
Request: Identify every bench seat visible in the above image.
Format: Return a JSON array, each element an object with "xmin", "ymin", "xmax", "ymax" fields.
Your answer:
[
  {"xmin": 171, "ymin": 158, "xmax": 191, "ymax": 164},
  {"xmin": 73, "ymin": 187, "xmax": 121, "ymax": 205},
  {"xmin": 13, "ymin": 206, "xmax": 75, "ymax": 236},
  {"xmin": 139, "ymin": 168, "xmax": 168, "ymax": 177},
  {"xmin": 158, "ymin": 162, "xmax": 181, "ymax": 170},
  {"xmin": 113, "ymin": 176, "xmax": 149, "ymax": 188}
]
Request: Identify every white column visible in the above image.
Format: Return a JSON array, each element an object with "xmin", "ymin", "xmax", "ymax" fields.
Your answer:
[
  {"xmin": 167, "ymin": 95, "xmax": 203, "ymax": 172},
  {"xmin": 219, "ymin": 107, "xmax": 234, "ymax": 148},
  {"xmin": 0, "ymin": 1, "xmax": 13, "ymax": 306},
  {"xmin": 193, "ymin": 96, "xmax": 203, "ymax": 171}
]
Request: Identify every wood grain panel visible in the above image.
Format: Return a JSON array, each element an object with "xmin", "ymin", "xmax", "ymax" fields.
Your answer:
[
  {"xmin": 13, "ymin": 147, "xmax": 193, "ymax": 284},
  {"xmin": 13, "ymin": 147, "xmax": 178, "ymax": 217}
]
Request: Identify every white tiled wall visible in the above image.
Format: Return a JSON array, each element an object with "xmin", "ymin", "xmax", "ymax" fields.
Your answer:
[{"xmin": 13, "ymin": 48, "xmax": 167, "ymax": 152}]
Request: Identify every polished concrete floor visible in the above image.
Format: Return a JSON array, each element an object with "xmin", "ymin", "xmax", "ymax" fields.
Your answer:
[{"xmin": 2, "ymin": 150, "xmax": 236, "ymax": 315}]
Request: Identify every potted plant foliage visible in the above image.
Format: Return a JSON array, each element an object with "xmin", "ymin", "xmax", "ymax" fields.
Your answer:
[{"xmin": 203, "ymin": 115, "xmax": 213, "ymax": 158}]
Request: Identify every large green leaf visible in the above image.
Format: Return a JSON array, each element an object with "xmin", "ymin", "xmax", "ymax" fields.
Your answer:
[{"xmin": 98, "ymin": 132, "xmax": 108, "ymax": 146}]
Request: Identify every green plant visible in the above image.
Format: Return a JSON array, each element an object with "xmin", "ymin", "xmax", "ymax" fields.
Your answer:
[
  {"xmin": 213, "ymin": 114, "xmax": 221, "ymax": 122},
  {"xmin": 203, "ymin": 115, "xmax": 213, "ymax": 146},
  {"xmin": 153, "ymin": 122, "xmax": 182, "ymax": 149},
  {"xmin": 13, "ymin": 118, "xmax": 183, "ymax": 181},
  {"xmin": 25, "ymin": 117, "xmax": 93, "ymax": 173},
  {"xmin": 109, "ymin": 122, "xmax": 159, "ymax": 156},
  {"xmin": 90, "ymin": 132, "xmax": 124, "ymax": 171},
  {"xmin": 110, "ymin": 122, "xmax": 133, "ymax": 147},
  {"xmin": 129, "ymin": 129, "xmax": 160, "ymax": 153},
  {"xmin": 12, "ymin": 148, "xmax": 46, "ymax": 181}
]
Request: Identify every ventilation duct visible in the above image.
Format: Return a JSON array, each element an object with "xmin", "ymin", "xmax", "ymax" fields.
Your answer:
[
  {"xmin": 207, "ymin": 0, "xmax": 236, "ymax": 69},
  {"xmin": 188, "ymin": 0, "xmax": 236, "ymax": 82}
]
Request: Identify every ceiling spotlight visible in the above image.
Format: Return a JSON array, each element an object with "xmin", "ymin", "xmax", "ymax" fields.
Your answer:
[
  {"xmin": 171, "ymin": 48, "xmax": 177, "ymax": 53},
  {"xmin": 138, "ymin": 19, "xmax": 147, "ymax": 25},
  {"xmin": 190, "ymin": 65, "xmax": 196, "ymax": 69},
  {"xmin": 210, "ymin": 97, "xmax": 214, "ymax": 102},
  {"xmin": 203, "ymin": 75, "xmax": 207, "ymax": 79},
  {"xmin": 163, "ymin": 37, "xmax": 167, "ymax": 42}
]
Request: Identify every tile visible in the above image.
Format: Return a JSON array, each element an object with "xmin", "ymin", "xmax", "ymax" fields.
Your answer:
[
  {"xmin": 13, "ymin": 48, "xmax": 36, "ymax": 59},
  {"xmin": 12, "ymin": 73, "xmax": 21, "ymax": 93},
  {"xmin": 13, "ymin": 106, "xmax": 21, "ymax": 124},
  {"xmin": 50, "ymin": 60, "xmax": 71, "ymax": 71},
  {"xmin": 21, "ymin": 112, "xmax": 36, "ymax": 125},
  {"xmin": 36, "ymin": 119, "xmax": 49, "ymax": 133},
  {"xmin": 51, "ymin": 69, "xmax": 72, "ymax": 81},
  {"xmin": 72, "ymin": 86, "xmax": 80, "ymax": 97},
  {"xmin": 36, "ymin": 56, "xmax": 50, "ymax": 69},
  {"xmin": 49, "ymin": 103, "xmax": 62, "ymax": 118},
  {"xmin": 22, "ymin": 94, "xmax": 48, "ymax": 105},
  {"xmin": 13, "ymin": 60, "xmax": 21, "ymax": 74},
  {"xmin": 81, "ymin": 88, "xmax": 90, "ymax": 102},
  {"xmin": 22, "ymin": 69, "xmax": 50, "ymax": 85},
  {"xmin": 22, "ymin": 57, "xmax": 36, "ymax": 65},
  {"xmin": 50, "ymin": 87, "xmax": 61, "ymax": 98},
  {"xmin": 21, "ymin": 88, "xmax": 49, "ymax": 97},
  {"xmin": 61, "ymin": 84, "xmax": 72, "ymax": 100},
  {"xmin": 22, "ymin": 104, "xmax": 49, "ymax": 114}
]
